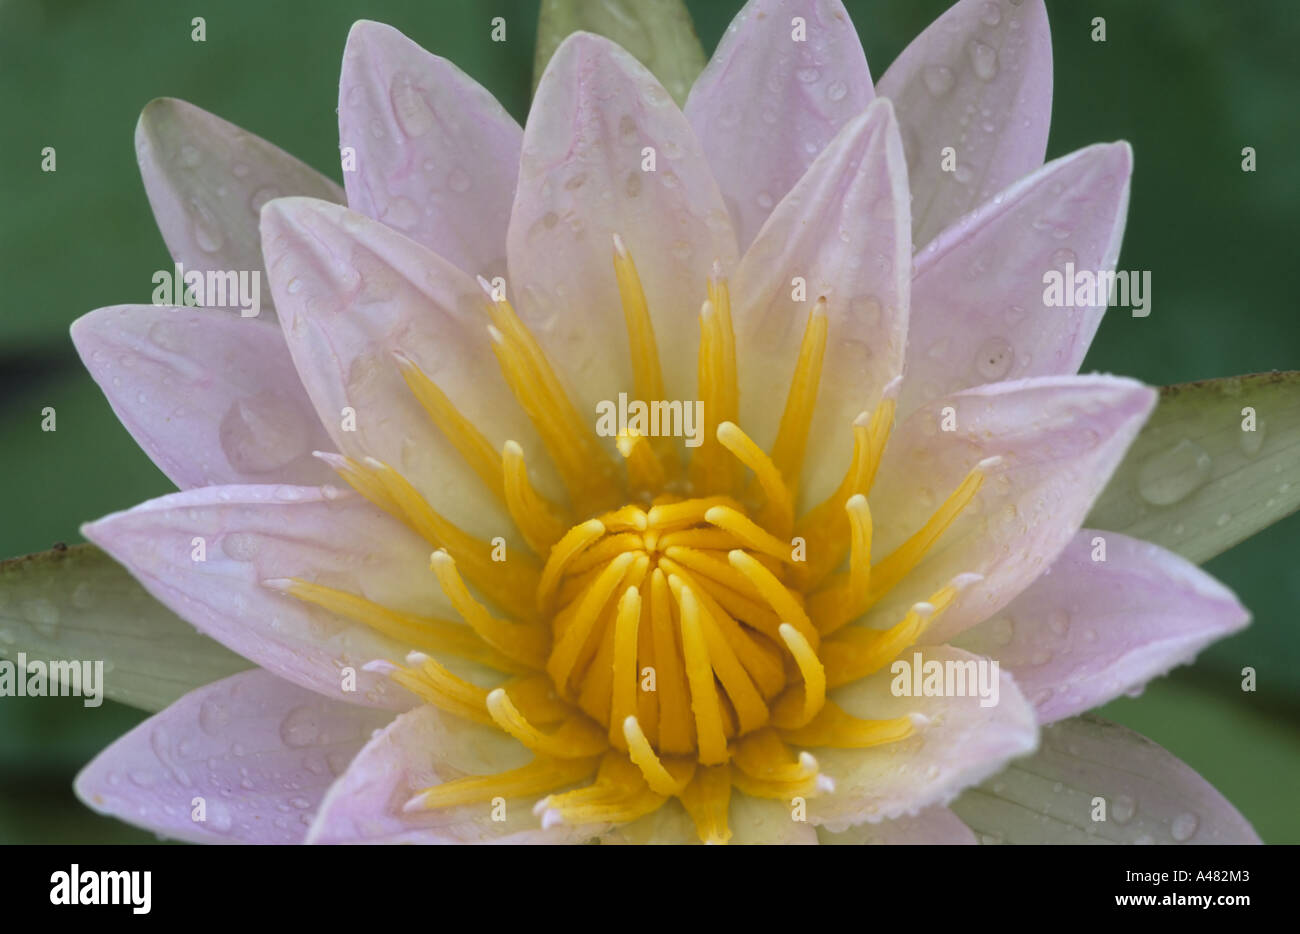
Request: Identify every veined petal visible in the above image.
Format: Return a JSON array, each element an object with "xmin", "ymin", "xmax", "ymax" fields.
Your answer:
[
  {"xmin": 818, "ymin": 806, "xmax": 977, "ymax": 844},
  {"xmin": 136, "ymin": 98, "xmax": 343, "ymax": 323},
  {"xmin": 951, "ymin": 715, "xmax": 1261, "ymax": 844},
  {"xmin": 866, "ymin": 375, "xmax": 1156, "ymax": 644},
  {"xmin": 878, "ymin": 0, "xmax": 1052, "ymax": 249},
  {"xmin": 809, "ymin": 646, "xmax": 1038, "ymax": 832},
  {"xmin": 71, "ymin": 305, "xmax": 336, "ymax": 489},
  {"xmin": 82, "ymin": 485, "xmax": 449, "ymax": 710},
  {"xmin": 75, "ymin": 670, "xmax": 390, "ymax": 844},
  {"xmin": 508, "ymin": 31, "xmax": 738, "ymax": 416},
  {"xmin": 956, "ymin": 530, "xmax": 1249, "ymax": 723},
  {"xmin": 339, "ymin": 21, "xmax": 521, "ymax": 279},
  {"xmin": 261, "ymin": 197, "xmax": 556, "ymax": 539},
  {"xmin": 733, "ymin": 98, "xmax": 909, "ymax": 511},
  {"xmin": 307, "ymin": 703, "xmax": 599, "ymax": 844},
  {"xmin": 900, "ymin": 143, "xmax": 1133, "ymax": 419},
  {"xmin": 0, "ymin": 544, "xmax": 248, "ymax": 713},
  {"xmin": 686, "ymin": 0, "xmax": 874, "ymax": 250}
]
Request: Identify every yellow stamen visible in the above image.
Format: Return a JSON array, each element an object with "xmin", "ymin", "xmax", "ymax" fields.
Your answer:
[
  {"xmin": 547, "ymin": 551, "xmax": 639, "ymax": 696},
  {"xmin": 768, "ymin": 298, "xmax": 828, "ymax": 497},
  {"xmin": 679, "ymin": 764, "xmax": 732, "ymax": 844},
  {"xmin": 405, "ymin": 756, "xmax": 599, "ymax": 811},
  {"xmin": 616, "ymin": 430, "xmax": 666, "ymax": 494},
  {"xmin": 717, "ymin": 421, "xmax": 795, "ymax": 538},
  {"xmin": 502, "ymin": 440, "xmax": 567, "ymax": 555},
  {"xmin": 676, "ymin": 586, "xmax": 729, "ymax": 765},
  {"xmin": 726, "ymin": 549, "xmax": 819, "ymax": 647},
  {"xmin": 536, "ymin": 519, "xmax": 605, "ymax": 613},
  {"xmin": 689, "ymin": 299, "xmax": 741, "ymax": 495},
  {"xmin": 608, "ymin": 586, "xmax": 642, "ymax": 748},
  {"xmin": 429, "ymin": 550, "xmax": 549, "ymax": 668},
  {"xmin": 778, "ymin": 702, "xmax": 918, "ymax": 749},
  {"xmin": 388, "ymin": 653, "xmax": 492, "ymax": 726},
  {"xmin": 772, "ymin": 623, "xmax": 827, "ymax": 729},
  {"xmin": 486, "ymin": 688, "xmax": 608, "ymax": 759},
  {"xmin": 648, "ymin": 569, "xmax": 694, "ymax": 755},
  {"xmin": 704, "ymin": 505, "xmax": 796, "ymax": 564},
  {"xmin": 646, "ymin": 496, "xmax": 742, "ymax": 531},
  {"xmin": 623, "ymin": 716, "xmax": 694, "ymax": 795}
]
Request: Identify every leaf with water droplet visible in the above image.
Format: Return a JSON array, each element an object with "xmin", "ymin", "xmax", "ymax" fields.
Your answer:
[
  {"xmin": 534, "ymin": 0, "xmax": 706, "ymax": 107},
  {"xmin": 1087, "ymin": 372, "xmax": 1300, "ymax": 564},
  {"xmin": 0, "ymin": 544, "xmax": 249, "ymax": 711}
]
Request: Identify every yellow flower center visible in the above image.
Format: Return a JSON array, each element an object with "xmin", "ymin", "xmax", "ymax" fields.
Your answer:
[{"xmin": 270, "ymin": 238, "xmax": 989, "ymax": 843}]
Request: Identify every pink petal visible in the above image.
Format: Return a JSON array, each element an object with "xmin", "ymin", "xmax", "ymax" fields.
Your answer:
[
  {"xmin": 508, "ymin": 32, "xmax": 738, "ymax": 416},
  {"xmin": 809, "ymin": 645, "xmax": 1038, "ymax": 832},
  {"xmin": 877, "ymin": 0, "xmax": 1053, "ymax": 249},
  {"xmin": 136, "ymin": 98, "xmax": 343, "ymax": 323},
  {"xmin": 75, "ymin": 670, "xmax": 390, "ymax": 844},
  {"xmin": 866, "ymin": 375, "xmax": 1156, "ymax": 644},
  {"xmin": 71, "ymin": 305, "xmax": 336, "ymax": 489},
  {"xmin": 307, "ymin": 704, "xmax": 599, "ymax": 844},
  {"xmin": 818, "ymin": 806, "xmax": 977, "ymax": 844},
  {"xmin": 956, "ymin": 530, "xmax": 1249, "ymax": 722},
  {"xmin": 261, "ymin": 197, "xmax": 552, "ymax": 541},
  {"xmin": 338, "ymin": 21, "xmax": 521, "ymax": 279},
  {"xmin": 951, "ymin": 715, "xmax": 1261, "ymax": 843},
  {"xmin": 82, "ymin": 485, "xmax": 446, "ymax": 710},
  {"xmin": 900, "ymin": 143, "xmax": 1133, "ymax": 418},
  {"xmin": 733, "ymin": 98, "xmax": 910, "ymax": 510},
  {"xmin": 685, "ymin": 0, "xmax": 874, "ymax": 250}
]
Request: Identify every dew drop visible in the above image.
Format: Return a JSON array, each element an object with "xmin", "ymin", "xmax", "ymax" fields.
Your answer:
[
  {"xmin": 975, "ymin": 336, "xmax": 1014, "ymax": 380},
  {"xmin": 988, "ymin": 617, "xmax": 1015, "ymax": 646},
  {"xmin": 219, "ymin": 392, "xmax": 312, "ymax": 475},
  {"xmin": 968, "ymin": 40, "xmax": 999, "ymax": 81},
  {"xmin": 1111, "ymin": 794, "xmax": 1136, "ymax": 824},
  {"xmin": 1171, "ymin": 811, "xmax": 1199, "ymax": 842},
  {"xmin": 825, "ymin": 81, "xmax": 848, "ymax": 102},
  {"xmin": 198, "ymin": 698, "xmax": 231, "ymax": 736},
  {"xmin": 979, "ymin": 1, "xmax": 1003, "ymax": 25},
  {"xmin": 249, "ymin": 186, "xmax": 280, "ymax": 216},
  {"xmin": 922, "ymin": 65, "xmax": 955, "ymax": 96},
  {"xmin": 1047, "ymin": 608, "xmax": 1071, "ymax": 636},
  {"xmin": 22, "ymin": 598, "xmax": 60, "ymax": 638},
  {"xmin": 179, "ymin": 144, "xmax": 201, "ymax": 167},
  {"xmin": 795, "ymin": 67, "xmax": 820, "ymax": 84},
  {"xmin": 279, "ymin": 705, "xmax": 323, "ymax": 748},
  {"xmin": 447, "ymin": 167, "xmax": 472, "ymax": 193},
  {"xmin": 390, "ymin": 74, "xmax": 435, "ymax": 137},
  {"xmin": 1136, "ymin": 439, "xmax": 1212, "ymax": 506},
  {"xmin": 1240, "ymin": 422, "xmax": 1265, "ymax": 456}
]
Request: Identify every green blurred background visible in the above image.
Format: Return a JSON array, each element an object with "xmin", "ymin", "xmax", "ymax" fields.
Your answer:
[{"xmin": 1, "ymin": 0, "xmax": 1297, "ymax": 842}]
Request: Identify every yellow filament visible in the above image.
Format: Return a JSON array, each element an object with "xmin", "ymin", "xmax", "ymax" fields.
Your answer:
[
  {"xmin": 268, "ymin": 578, "xmax": 527, "ymax": 674},
  {"xmin": 732, "ymin": 730, "xmax": 816, "ymax": 782},
  {"xmin": 676, "ymin": 586, "xmax": 729, "ymax": 765},
  {"xmin": 616, "ymin": 430, "xmax": 666, "ymax": 493},
  {"xmin": 821, "ymin": 584, "xmax": 958, "ymax": 685},
  {"xmin": 726, "ymin": 549, "xmax": 818, "ymax": 647},
  {"xmin": 623, "ymin": 716, "xmax": 694, "ymax": 795},
  {"xmin": 704, "ymin": 506, "xmax": 796, "ymax": 564},
  {"xmin": 648, "ymin": 569, "xmax": 694, "ymax": 755},
  {"xmin": 661, "ymin": 545, "xmax": 762, "ymax": 601},
  {"xmin": 647, "ymin": 496, "xmax": 742, "ymax": 531},
  {"xmin": 389, "ymin": 655, "xmax": 492, "ymax": 726},
  {"xmin": 846, "ymin": 493, "xmax": 872, "ymax": 611},
  {"xmin": 679, "ymin": 764, "xmax": 732, "ymax": 844},
  {"xmin": 773, "ymin": 623, "xmax": 826, "ymax": 729},
  {"xmin": 690, "ymin": 300, "xmax": 740, "ymax": 495},
  {"xmin": 609, "ymin": 586, "xmax": 642, "ymax": 748},
  {"xmin": 537, "ymin": 519, "xmax": 605, "ymax": 613},
  {"xmin": 502, "ymin": 441, "xmax": 567, "ymax": 555},
  {"xmin": 547, "ymin": 551, "xmax": 639, "ymax": 695},
  {"xmin": 538, "ymin": 752, "xmax": 666, "ymax": 827},
  {"xmin": 778, "ymin": 702, "xmax": 917, "ymax": 749},
  {"xmin": 394, "ymin": 351, "xmax": 505, "ymax": 502},
  {"xmin": 769, "ymin": 298, "xmax": 828, "ymax": 496},
  {"xmin": 429, "ymin": 550, "xmax": 549, "ymax": 669},
  {"xmin": 406, "ymin": 756, "xmax": 599, "ymax": 810},
  {"xmin": 717, "ymin": 421, "xmax": 795, "ymax": 538},
  {"xmin": 596, "ymin": 504, "xmax": 649, "ymax": 533},
  {"xmin": 485, "ymin": 688, "xmax": 608, "ymax": 759}
]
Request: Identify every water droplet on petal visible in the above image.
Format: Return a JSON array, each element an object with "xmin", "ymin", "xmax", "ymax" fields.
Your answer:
[
  {"xmin": 219, "ymin": 392, "xmax": 312, "ymax": 475},
  {"xmin": 980, "ymin": 1, "xmax": 1003, "ymax": 26},
  {"xmin": 1136, "ymin": 439, "xmax": 1212, "ymax": 506},
  {"xmin": 975, "ymin": 337, "xmax": 1014, "ymax": 380},
  {"xmin": 968, "ymin": 40, "xmax": 999, "ymax": 81},
  {"xmin": 795, "ymin": 67, "xmax": 820, "ymax": 84},
  {"xmin": 826, "ymin": 80, "xmax": 848, "ymax": 101},
  {"xmin": 447, "ymin": 167, "xmax": 472, "ymax": 193},
  {"xmin": 1240, "ymin": 422, "xmax": 1265, "ymax": 456},
  {"xmin": 1171, "ymin": 811, "xmax": 1199, "ymax": 842},
  {"xmin": 198, "ymin": 699, "xmax": 230, "ymax": 736},
  {"xmin": 1047, "ymin": 608, "xmax": 1070, "ymax": 636},
  {"xmin": 390, "ymin": 74, "xmax": 434, "ymax": 137},
  {"xmin": 922, "ymin": 65, "xmax": 955, "ymax": 96},
  {"xmin": 1112, "ymin": 794, "xmax": 1136, "ymax": 824},
  {"xmin": 279, "ymin": 705, "xmax": 323, "ymax": 748}
]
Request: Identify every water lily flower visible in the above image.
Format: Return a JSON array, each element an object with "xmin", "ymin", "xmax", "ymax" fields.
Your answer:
[{"xmin": 67, "ymin": 0, "xmax": 1259, "ymax": 844}]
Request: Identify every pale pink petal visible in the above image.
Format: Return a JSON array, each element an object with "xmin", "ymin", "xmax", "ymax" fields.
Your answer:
[
  {"xmin": 71, "ymin": 305, "xmax": 335, "ymax": 489},
  {"xmin": 307, "ymin": 704, "xmax": 600, "ymax": 844},
  {"xmin": 864, "ymin": 375, "xmax": 1156, "ymax": 644},
  {"xmin": 136, "ymin": 98, "xmax": 343, "ymax": 323},
  {"xmin": 685, "ymin": 0, "xmax": 874, "ymax": 250},
  {"xmin": 82, "ymin": 485, "xmax": 450, "ymax": 710},
  {"xmin": 75, "ymin": 670, "xmax": 390, "ymax": 844},
  {"xmin": 956, "ymin": 530, "xmax": 1249, "ymax": 723},
  {"xmin": 733, "ymin": 99, "xmax": 910, "ymax": 510},
  {"xmin": 809, "ymin": 645, "xmax": 1038, "ymax": 832},
  {"xmin": 261, "ymin": 197, "xmax": 555, "ymax": 541},
  {"xmin": 600, "ymin": 794, "xmax": 816, "ymax": 844},
  {"xmin": 877, "ymin": 0, "xmax": 1052, "ymax": 248},
  {"xmin": 338, "ymin": 21, "xmax": 521, "ymax": 279},
  {"xmin": 818, "ymin": 806, "xmax": 976, "ymax": 844},
  {"xmin": 900, "ymin": 143, "xmax": 1133, "ymax": 418},
  {"xmin": 951, "ymin": 715, "xmax": 1261, "ymax": 843},
  {"xmin": 508, "ymin": 32, "xmax": 738, "ymax": 416}
]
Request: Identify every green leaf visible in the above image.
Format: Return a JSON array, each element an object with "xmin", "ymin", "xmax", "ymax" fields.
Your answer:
[
  {"xmin": 533, "ymin": 0, "xmax": 706, "ymax": 106},
  {"xmin": 0, "ymin": 544, "xmax": 249, "ymax": 712},
  {"xmin": 949, "ymin": 715, "xmax": 1260, "ymax": 844},
  {"xmin": 1086, "ymin": 372, "xmax": 1300, "ymax": 564}
]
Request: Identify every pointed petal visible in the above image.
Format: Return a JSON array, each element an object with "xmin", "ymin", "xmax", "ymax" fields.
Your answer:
[
  {"xmin": 686, "ymin": 0, "xmax": 874, "ymax": 250},
  {"xmin": 957, "ymin": 530, "xmax": 1249, "ymax": 723},
  {"xmin": 71, "ymin": 305, "xmax": 336, "ymax": 489},
  {"xmin": 900, "ymin": 143, "xmax": 1133, "ymax": 418},
  {"xmin": 508, "ymin": 32, "xmax": 738, "ymax": 413},
  {"xmin": 734, "ymin": 98, "xmax": 910, "ymax": 509},
  {"xmin": 338, "ymin": 21, "xmax": 521, "ymax": 280},
  {"xmin": 136, "ymin": 98, "xmax": 343, "ymax": 322},
  {"xmin": 878, "ymin": 0, "xmax": 1052, "ymax": 248},
  {"xmin": 306, "ymin": 704, "xmax": 598, "ymax": 843},
  {"xmin": 82, "ymin": 485, "xmax": 447, "ymax": 710},
  {"xmin": 809, "ymin": 646, "xmax": 1038, "ymax": 832},
  {"xmin": 951, "ymin": 715, "xmax": 1261, "ymax": 843},
  {"xmin": 1088, "ymin": 371, "xmax": 1300, "ymax": 564},
  {"xmin": 818, "ymin": 806, "xmax": 976, "ymax": 844},
  {"xmin": 75, "ymin": 670, "xmax": 389, "ymax": 844},
  {"xmin": 261, "ymin": 197, "xmax": 553, "ymax": 540},
  {"xmin": 0, "ymin": 544, "xmax": 248, "ymax": 713},
  {"xmin": 865, "ymin": 375, "xmax": 1156, "ymax": 644}
]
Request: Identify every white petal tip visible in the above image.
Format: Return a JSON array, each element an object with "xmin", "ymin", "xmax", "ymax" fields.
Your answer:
[{"xmin": 401, "ymin": 794, "xmax": 429, "ymax": 814}]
